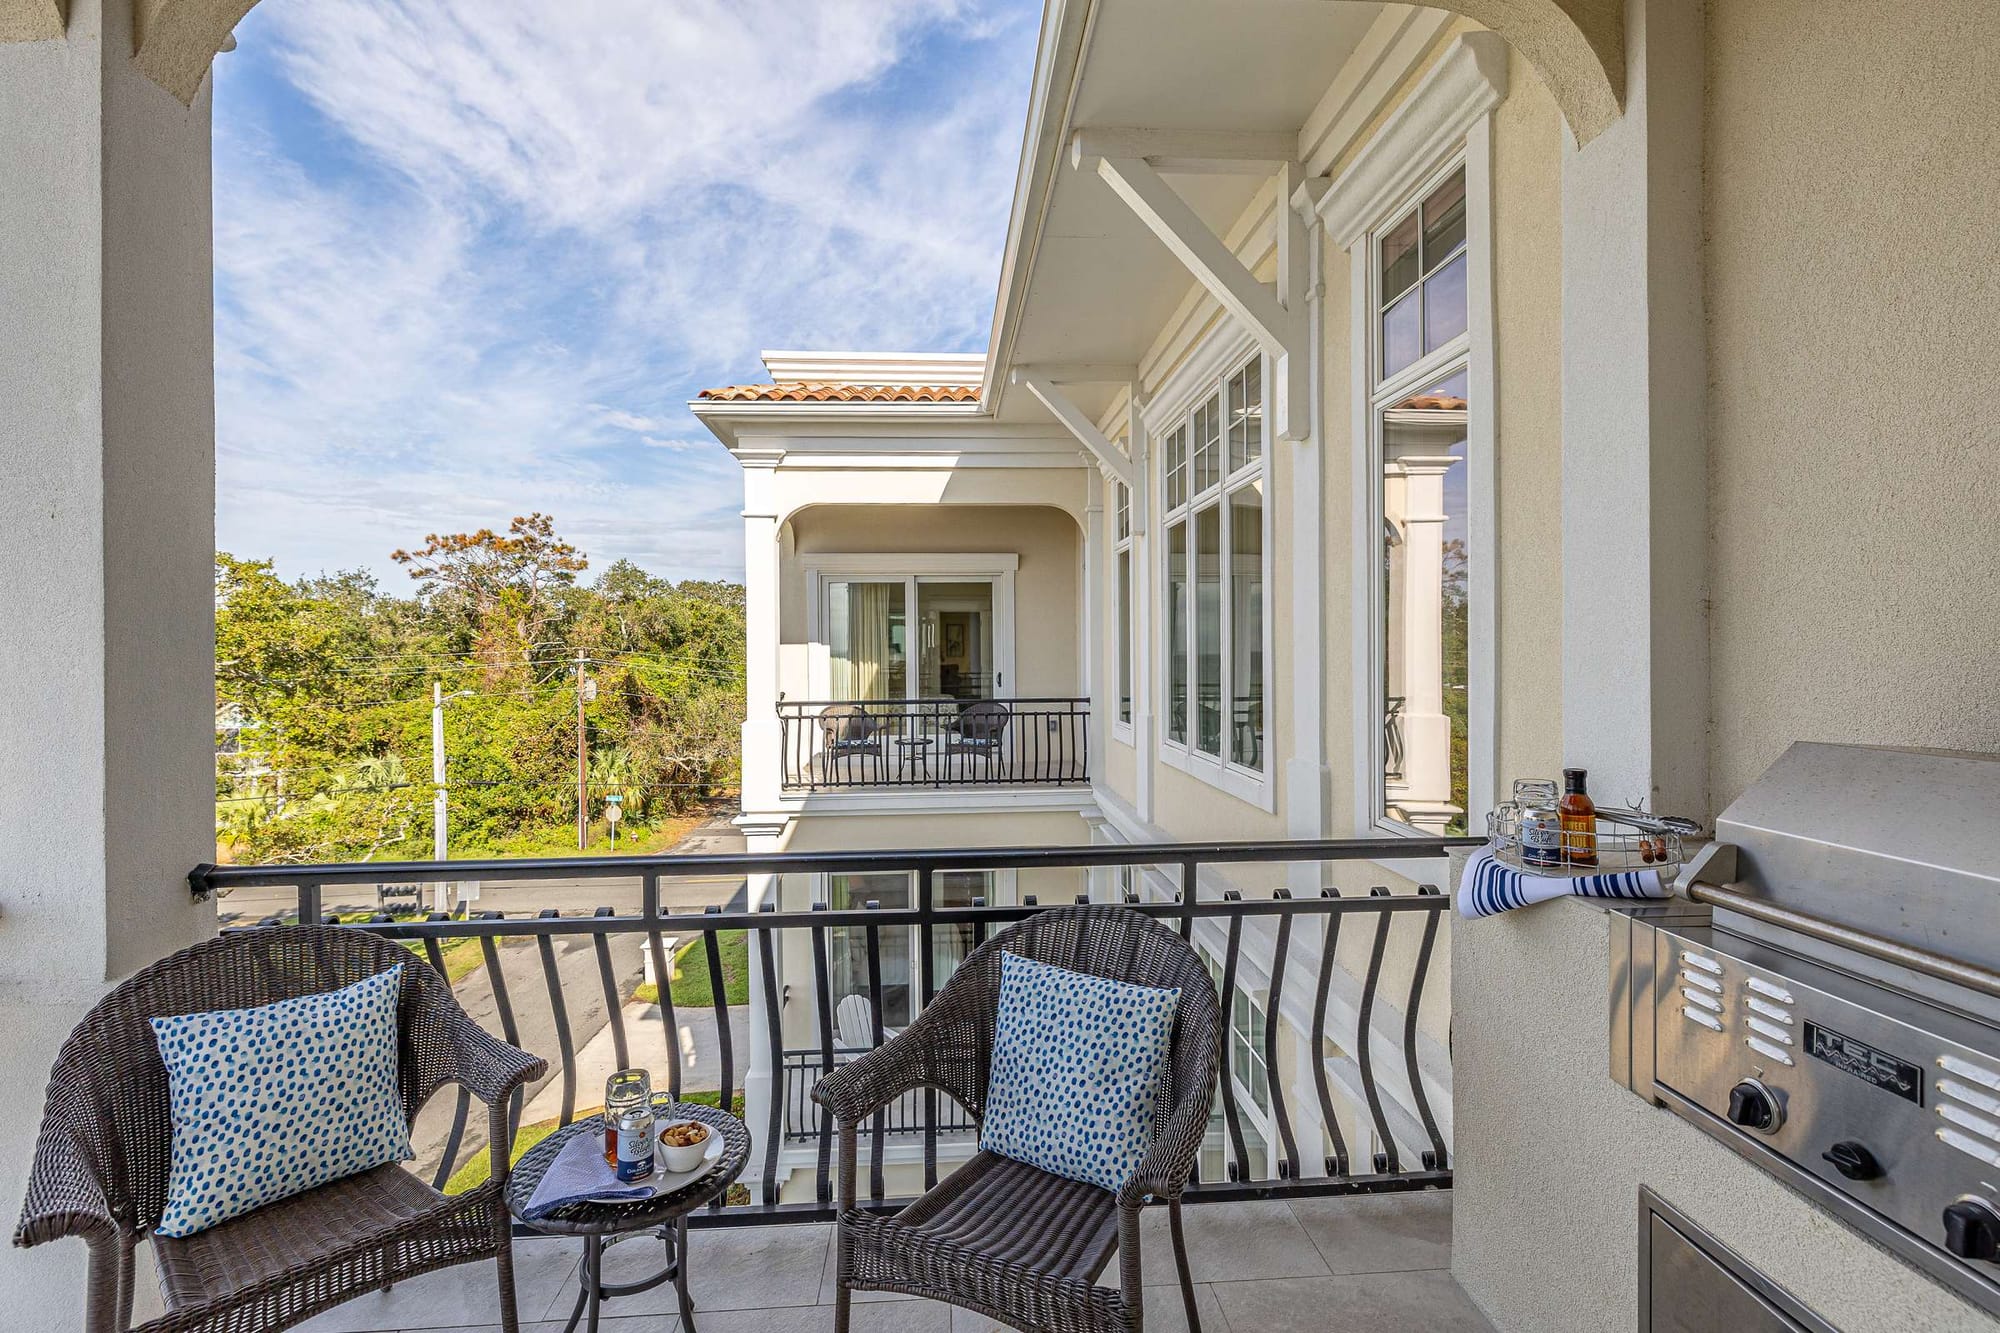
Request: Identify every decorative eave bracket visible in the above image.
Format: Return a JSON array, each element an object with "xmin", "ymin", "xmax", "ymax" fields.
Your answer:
[
  {"xmin": 1011, "ymin": 367, "xmax": 1140, "ymax": 493},
  {"xmin": 1071, "ymin": 130, "xmax": 1311, "ymax": 442}
]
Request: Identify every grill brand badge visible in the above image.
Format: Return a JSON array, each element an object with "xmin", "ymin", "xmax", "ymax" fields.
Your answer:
[{"xmin": 1804, "ymin": 1021, "xmax": 1923, "ymax": 1105}]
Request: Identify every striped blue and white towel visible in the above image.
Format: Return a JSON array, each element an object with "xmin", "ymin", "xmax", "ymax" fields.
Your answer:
[{"xmin": 1456, "ymin": 848, "xmax": 1666, "ymax": 919}]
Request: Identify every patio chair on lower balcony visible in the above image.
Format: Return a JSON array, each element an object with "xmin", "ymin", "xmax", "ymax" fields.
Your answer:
[
  {"xmin": 943, "ymin": 699, "xmax": 1010, "ymax": 782},
  {"xmin": 15, "ymin": 927, "xmax": 545, "ymax": 1333},
  {"xmin": 813, "ymin": 905, "xmax": 1220, "ymax": 1333},
  {"xmin": 819, "ymin": 702, "xmax": 886, "ymax": 785}
]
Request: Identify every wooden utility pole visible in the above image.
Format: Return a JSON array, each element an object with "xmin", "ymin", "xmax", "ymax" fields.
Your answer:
[{"xmin": 575, "ymin": 650, "xmax": 588, "ymax": 851}]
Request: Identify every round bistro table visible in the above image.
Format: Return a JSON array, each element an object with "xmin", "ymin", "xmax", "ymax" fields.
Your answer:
[{"xmin": 505, "ymin": 1099, "xmax": 750, "ymax": 1333}]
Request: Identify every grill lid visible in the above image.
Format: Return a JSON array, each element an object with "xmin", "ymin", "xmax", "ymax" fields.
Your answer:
[{"xmin": 1715, "ymin": 742, "xmax": 2000, "ymax": 970}]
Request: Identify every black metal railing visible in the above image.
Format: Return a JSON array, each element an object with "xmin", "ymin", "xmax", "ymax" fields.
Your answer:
[
  {"xmin": 1385, "ymin": 696, "xmax": 1407, "ymax": 781},
  {"xmin": 777, "ymin": 696, "xmax": 1088, "ymax": 791},
  {"xmin": 190, "ymin": 834, "xmax": 1480, "ymax": 1232},
  {"xmin": 782, "ymin": 1048, "xmax": 977, "ymax": 1142}
]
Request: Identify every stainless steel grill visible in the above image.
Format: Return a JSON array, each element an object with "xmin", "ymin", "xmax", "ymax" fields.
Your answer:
[{"xmin": 1612, "ymin": 742, "xmax": 2000, "ymax": 1321}]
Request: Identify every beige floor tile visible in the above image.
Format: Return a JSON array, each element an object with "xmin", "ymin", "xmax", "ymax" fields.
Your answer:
[
  {"xmin": 945, "ymin": 1283, "xmax": 1227, "ymax": 1332},
  {"xmin": 1287, "ymin": 1190, "xmax": 1452, "ymax": 1275},
  {"xmin": 1209, "ymin": 1270, "xmax": 1494, "ymax": 1333},
  {"xmin": 1132, "ymin": 1200, "xmax": 1329, "ymax": 1285},
  {"xmin": 295, "ymin": 1237, "xmax": 583, "ymax": 1333},
  {"xmin": 536, "ymin": 1222, "xmax": 832, "ymax": 1322}
]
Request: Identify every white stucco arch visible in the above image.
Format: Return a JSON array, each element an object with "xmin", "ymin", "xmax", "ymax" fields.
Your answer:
[{"xmin": 66, "ymin": 0, "xmax": 1623, "ymax": 143}]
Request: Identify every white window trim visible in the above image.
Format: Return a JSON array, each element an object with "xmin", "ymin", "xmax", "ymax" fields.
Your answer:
[
  {"xmin": 802, "ymin": 553, "xmax": 1019, "ymax": 700},
  {"xmin": 1336, "ymin": 50, "xmax": 1501, "ymax": 843},
  {"xmin": 1149, "ymin": 331, "xmax": 1276, "ymax": 814},
  {"xmin": 1112, "ymin": 478, "xmax": 1136, "ymax": 745}
]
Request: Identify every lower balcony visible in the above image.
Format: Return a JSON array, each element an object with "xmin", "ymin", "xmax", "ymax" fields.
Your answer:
[
  {"xmin": 294, "ymin": 1192, "xmax": 1488, "ymax": 1331},
  {"xmin": 777, "ymin": 697, "xmax": 1090, "ymax": 792}
]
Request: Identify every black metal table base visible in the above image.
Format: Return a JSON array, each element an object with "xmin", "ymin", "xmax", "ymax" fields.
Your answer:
[{"xmin": 562, "ymin": 1217, "xmax": 697, "ymax": 1333}]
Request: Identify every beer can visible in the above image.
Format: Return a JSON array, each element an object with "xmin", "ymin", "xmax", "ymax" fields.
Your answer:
[
  {"xmin": 1520, "ymin": 805, "xmax": 1564, "ymax": 868},
  {"xmin": 615, "ymin": 1110, "xmax": 657, "ymax": 1182}
]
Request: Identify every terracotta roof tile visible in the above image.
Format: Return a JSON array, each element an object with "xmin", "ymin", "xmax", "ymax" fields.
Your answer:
[{"xmin": 697, "ymin": 381, "xmax": 981, "ymax": 404}]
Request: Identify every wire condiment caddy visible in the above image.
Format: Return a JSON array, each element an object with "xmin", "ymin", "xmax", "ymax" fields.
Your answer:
[{"xmin": 1486, "ymin": 801, "xmax": 1701, "ymax": 880}]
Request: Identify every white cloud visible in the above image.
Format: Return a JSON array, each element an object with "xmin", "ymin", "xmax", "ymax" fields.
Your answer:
[{"xmin": 212, "ymin": 0, "xmax": 1036, "ymax": 584}]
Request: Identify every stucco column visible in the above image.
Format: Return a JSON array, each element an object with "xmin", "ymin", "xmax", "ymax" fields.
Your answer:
[
  {"xmin": 1083, "ymin": 466, "xmax": 1107, "ymax": 790},
  {"xmin": 1557, "ymin": 0, "xmax": 1707, "ymax": 820},
  {"xmin": 737, "ymin": 452, "xmax": 784, "ymax": 814},
  {"xmin": 0, "ymin": 0, "xmax": 218, "ymax": 1321}
]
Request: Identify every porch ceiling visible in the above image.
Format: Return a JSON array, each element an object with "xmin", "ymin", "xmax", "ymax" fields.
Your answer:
[{"xmin": 995, "ymin": 0, "xmax": 1384, "ymax": 425}]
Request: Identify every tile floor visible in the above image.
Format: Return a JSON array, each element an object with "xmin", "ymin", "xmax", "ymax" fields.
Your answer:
[{"xmin": 296, "ymin": 1193, "xmax": 1493, "ymax": 1332}]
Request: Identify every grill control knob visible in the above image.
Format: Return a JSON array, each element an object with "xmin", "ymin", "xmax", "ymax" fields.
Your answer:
[
  {"xmin": 1727, "ymin": 1079, "xmax": 1783, "ymax": 1134},
  {"xmin": 1943, "ymin": 1199, "xmax": 2000, "ymax": 1263},
  {"xmin": 1821, "ymin": 1141, "xmax": 1883, "ymax": 1181}
]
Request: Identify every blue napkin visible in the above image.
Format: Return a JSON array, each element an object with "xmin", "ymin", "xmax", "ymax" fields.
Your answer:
[
  {"xmin": 522, "ymin": 1130, "xmax": 652, "ymax": 1219},
  {"xmin": 1456, "ymin": 848, "xmax": 1666, "ymax": 919}
]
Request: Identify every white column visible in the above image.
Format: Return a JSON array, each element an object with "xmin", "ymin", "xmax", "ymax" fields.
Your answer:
[
  {"xmin": 1082, "ymin": 466, "xmax": 1106, "ymax": 785},
  {"xmin": 1127, "ymin": 393, "xmax": 1157, "ymax": 825},
  {"xmin": 1, "ymin": 1, "xmax": 218, "ymax": 1322},
  {"xmin": 1559, "ymin": 0, "xmax": 1708, "ymax": 819},
  {"xmin": 738, "ymin": 452, "xmax": 785, "ymax": 814},
  {"xmin": 1284, "ymin": 200, "xmax": 1332, "ymax": 895}
]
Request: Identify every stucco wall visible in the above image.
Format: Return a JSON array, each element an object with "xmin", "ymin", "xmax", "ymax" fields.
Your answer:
[
  {"xmin": 782, "ymin": 503, "xmax": 1082, "ymax": 700},
  {"xmin": 1453, "ymin": 899, "xmax": 1990, "ymax": 1331},
  {"xmin": 0, "ymin": 0, "xmax": 218, "ymax": 1323},
  {"xmin": 1705, "ymin": 0, "xmax": 2000, "ymax": 807}
]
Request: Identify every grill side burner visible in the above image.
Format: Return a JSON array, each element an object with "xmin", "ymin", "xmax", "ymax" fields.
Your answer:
[{"xmin": 1612, "ymin": 743, "xmax": 2000, "ymax": 1320}]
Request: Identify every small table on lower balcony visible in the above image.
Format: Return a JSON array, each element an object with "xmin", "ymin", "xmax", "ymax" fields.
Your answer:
[{"xmin": 505, "ymin": 1100, "xmax": 750, "ymax": 1332}]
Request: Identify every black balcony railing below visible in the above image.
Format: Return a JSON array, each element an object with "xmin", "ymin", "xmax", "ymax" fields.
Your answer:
[
  {"xmin": 779, "ymin": 696, "xmax": 1088, "ymax": 791},
  {"xmin": 190, "ymin": 833, "xmax": 1481, "ymax": 1232}
]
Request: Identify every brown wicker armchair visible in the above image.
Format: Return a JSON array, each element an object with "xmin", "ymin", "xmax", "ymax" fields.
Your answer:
[
  {"xmin": 813, "ymin": 905, "xmax": 1220, "ymax": 1333},
  {"xmin": 15, "ymin": 926, "xmax": 547, "ymax": 1333}
]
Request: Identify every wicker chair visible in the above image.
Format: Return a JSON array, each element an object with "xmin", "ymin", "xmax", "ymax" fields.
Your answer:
[
  {"xmin": 15, "ymin": 926, "xmax": 547, "ymax": 1333},
  {"xmin": 813, "ymin": 905, "xmax": 1220, "ymax": 1333}
]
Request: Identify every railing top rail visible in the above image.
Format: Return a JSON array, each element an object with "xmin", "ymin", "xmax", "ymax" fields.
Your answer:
[
  {"xmin": 190, "ymin": 835, "xmax": 1482, "ymax": 897},
  {"xmin": 777, "ymin": 696, "xmax": 1089, "ymax": 708}
]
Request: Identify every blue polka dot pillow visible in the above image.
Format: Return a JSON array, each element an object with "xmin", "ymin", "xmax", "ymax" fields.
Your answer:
[
  {"xmin": 980, "ymin": 951, "xmax": 1181, "ymax": 1193},
  {"xmin": 149, "ymin": 964, "xmax": 413, "ymax": 1237}
]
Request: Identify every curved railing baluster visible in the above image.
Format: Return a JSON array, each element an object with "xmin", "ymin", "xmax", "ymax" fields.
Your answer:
[
  {"xmin": 1215, "ymin": 892, "xmax": 1250, "ymax": 1182},
  {"xmin": 1355, "ymin": 888, "xmax": 1399, "ymax": 1173},
  {"xmin": 704, "ymin": 906, "xmax": 734, "ymax": 1115},
  {"xmin": 863, "ymin": 902, "xmax": 888, "ymax": 1202},
  {"xmin": 534, "ymin": 910, "xmax": 577, "ymax": 1128},
  {"xmin": 757, "ymin": 909, "xmax": 784, "ymax": 1203},
  {"xmin": 1309, "ymin": 889, "xmax": 1351, "ymax": 1177},
  {"xmin": 423, "ymin": 924, "xmax": 473, "ymax": 1191},
  {"xmin": 591, "ymin": 906, "xmax": 630, "ymax": 1074},
  {"xmin": 810, "ymin": 901, "xmax": 836, "ymax": 1204},
  {"xmin": 1403, "ymin": 885, "xmax": 1449, "ymax": 1169},
  {"xmin": 1264, "ymin": 890, "xmax": 1301, "ymax": 1180},
  {"xmin": 917, "ymin": 866, "xmax": 939, "ymax": 1193},
  {"xmin": 476, "ymin": 916, "xmax": 526, "ymax": 1147}
]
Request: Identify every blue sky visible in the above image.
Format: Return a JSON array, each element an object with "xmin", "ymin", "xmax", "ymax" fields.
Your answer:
[{"xmin": 212, "ymin": 0, "xmax": 1041, "ymax": 586}]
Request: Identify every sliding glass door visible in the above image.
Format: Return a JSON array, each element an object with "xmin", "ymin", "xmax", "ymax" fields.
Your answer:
[{"xmin": 820, "ymin": 570, "xmax": 1008, "ymax": 703}]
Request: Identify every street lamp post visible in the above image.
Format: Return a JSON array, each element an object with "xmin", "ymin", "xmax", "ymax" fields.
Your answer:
[{"xmin": 432, "ymin": 682, "xmax": 474, "ymax": 913}]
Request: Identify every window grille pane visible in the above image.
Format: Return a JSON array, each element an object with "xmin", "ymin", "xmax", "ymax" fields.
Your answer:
[
  {"xmin": 1228, "ymin": 359, "xmax": 1263, "ymax": 472},
  {"xmin": 1382, "ymin": 288, "xmax": 1421, "ymax": 380},
  {"xmin": 1229, "ymin": 484, "xmax": 1263, "ymax": 771},
  {"xmin": 827, "ymin": 581, "xmax": 907, "ymax": 701},
  {"xmin": 1422, "ymin": 169, "xmax": 1467, "ymax": 269},
  {"xmin": 1115, "ymin": 482, "xmax": 1130, "ymax": 540},
  {"xmin": 1380, "ymin": 208, "xmax": 1421, "ymax": 305},
  {"xmin": 1378, "ymin": 367, "xmax": 1470, "ymax": 836},
  {"xmin": 828, "ymin": 872, "xmax": 915, "ymax": 1029},
  {"xmin": 1117, "ymin": 549, "xmax": 1133, "ymax": 724},
  {"xmin": 1423, "ymin": 251, "xmax": 1468, "ymax": 354},
  {"xmin": 1167, "ymin": 522, "xmax": 1189, "ymax": 745},
  {"xmin": 1193, "ymin": 397, "xmax": 1221, "ymax": 494},
  {"xmin": 1195, "ymin": 504, "xmax": 1222, "ymax": 757},
  {"xmin": 1166, "ymin": 424, "xmax": 1189, "ymax": 510}
]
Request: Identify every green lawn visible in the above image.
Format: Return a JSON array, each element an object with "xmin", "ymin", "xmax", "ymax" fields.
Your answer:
[
  {"xmin": 631, "ymin": 930, "xmax": 749, "ymax": 1008},
  {"xmin": 443, "ymin": 1091, "xmax": 747, "ymax": 1197}
]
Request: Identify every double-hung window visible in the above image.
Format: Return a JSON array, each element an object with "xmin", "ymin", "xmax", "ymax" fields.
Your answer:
[
  {"xmin": 1366, "ymin": 162, "xmax": 1479, "ymax": 836},
  {"xmin": 1160, "ymin": 354, "xmax": 1267, "ymax": 787}
]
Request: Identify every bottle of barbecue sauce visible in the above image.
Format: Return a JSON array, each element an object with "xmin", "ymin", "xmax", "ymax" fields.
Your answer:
[{"xmin": 1560, "ymin": 768, "xmax": 1598, "ymax": 867}]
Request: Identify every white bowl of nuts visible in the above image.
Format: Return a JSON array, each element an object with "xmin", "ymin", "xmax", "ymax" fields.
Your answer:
[{"xmin": 657, "ymin": 1119, "xmax": 712, "ymax": 1173}]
